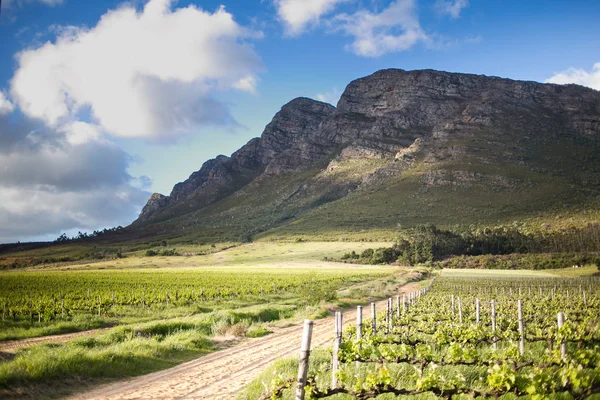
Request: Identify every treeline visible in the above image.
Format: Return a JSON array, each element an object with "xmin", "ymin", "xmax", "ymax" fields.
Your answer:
[
  {"xmin": 54, "ymin": 226, "xmax": 124, "ymax": 243},
  {"xmin": 341, "ymin": 223, "xmax": 600, "ymax": 268}
]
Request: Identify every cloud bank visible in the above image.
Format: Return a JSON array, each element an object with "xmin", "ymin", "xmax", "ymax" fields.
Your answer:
[
  {"xmin": 0, "ymin": 0, "xmax": 268, "ymax": 242},
  {"xmin": 11, "ymin": 0, "xmax": 263, "ymax": 141},
  {"xmin": 546, "ymin": 63, "xmax": 600, "ymax": 91},
  {"xmin": 0, "ymin": 112, "xmax": 150, "ymax": 243}
]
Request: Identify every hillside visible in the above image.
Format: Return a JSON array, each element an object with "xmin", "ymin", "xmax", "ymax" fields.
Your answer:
[{"xmin": 125, "ymin": 69, "xmax": 600, "ymax": 243}]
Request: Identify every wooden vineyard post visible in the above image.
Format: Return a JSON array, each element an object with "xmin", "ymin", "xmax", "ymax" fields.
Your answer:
[
  {"xmin": 583, "ymin": 291, "xmax": 586, "ymax": 306},
  {"xmin": 451, "ymin": 294, "xmax": 455, "ymax": 319},
  {"xmin": 332, "ymin": 312, "xmax": 342, "ymax": 389},
  {"xmin": 356, "ymin": 306, "xmax": 363, "ymax": 342},
  {"xmin": 458, "ymin": 297, "xmax": 463, "ymax": 324},
  {"xmin": 402, "ymin": 295, "xmax": 407, "ymax": 313},
  {"xmin": 475, "ymin": 298, "xmax": 480, "ymax": 324},
  {"xmin": 98, "ymin": 296, "xmax": 102, "ymax": 317},
  {"xmin": 491, "ymin": 300, "xmax": 497, "ymax": 350},
  {"xmin": 61, "ymin": 296, "xmax": 65, "ymax": 320},
  {"xmin": 558, "ymin": 312, "xmax": 567, "ymax": 361},
  {"xmin": 371, "ymin": 302, "xmax": 376, "ymax": 334},
  {"xmin": 166, "ymin": 292, "xmax": 169, "ymax": 306},
  {"xmin": 396, "ymin": 295, "xmax": 400, "ymax": 318},
  {"xmin": 296, "ymin": 320, "xmax": 314, "ymax": 400},
  {"xmin": 387, "ymin": 298, "xmax": 392, "ymax": 334},
  {"xmin": 518, "ymin": 300, "xmax": 525, "ymax": 356}
]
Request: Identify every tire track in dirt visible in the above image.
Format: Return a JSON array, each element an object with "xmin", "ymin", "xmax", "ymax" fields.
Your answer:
[{"xmin": 70, "ymin": 281, "xmax": 421, "ymax": 400}]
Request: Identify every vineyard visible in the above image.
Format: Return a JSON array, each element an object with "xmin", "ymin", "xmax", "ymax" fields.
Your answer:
[
  {"xmin": 255, "ymin": 274, "xmax": 600, "ymax": 399},
  {"xmin": 0, "ymin": 269, "xmax": 386, "ymax": 325}
]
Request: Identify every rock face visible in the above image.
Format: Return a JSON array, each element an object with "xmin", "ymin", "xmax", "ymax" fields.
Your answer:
[
  {"xmin": 136, "ymin": 97, "xmax": 336, "ymax": 222},
  {"xmin": 135, "ymin": 69, "xmax": 600, "ymax": 227}
]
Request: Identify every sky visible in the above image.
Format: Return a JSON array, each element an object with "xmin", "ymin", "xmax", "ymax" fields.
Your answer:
[{"xmin": 0, "ymin": 0, "xmax": 599, "ymax": 243}]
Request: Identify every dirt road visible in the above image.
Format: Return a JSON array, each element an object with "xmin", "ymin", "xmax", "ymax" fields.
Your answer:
[
  {"xmin": 0, "ymin": 328, "xmax": 114, "ymax": 353},
  {"xmin": 70, "ymin": 281, "xmax": 420, "ymax": 400}
]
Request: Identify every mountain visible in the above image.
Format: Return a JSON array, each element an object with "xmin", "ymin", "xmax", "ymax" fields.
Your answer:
[{"xmin": 132, "ymin": 69, "xmax": 600, "ymax": 242}]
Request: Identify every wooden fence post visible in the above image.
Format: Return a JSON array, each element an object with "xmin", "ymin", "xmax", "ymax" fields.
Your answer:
[
  {"xmin": 386, "ymin": 298, "xmax": 392, "ymax": 334},
  {"xmin": 491, "ymin": 299, "xmax": 497, "ymax": 350},
  {"xmin": 371, "ymin": 302, "xmax": 376, "ymax": 335},
  {"xmin": 356, "ymin": 306, "xmax": 363, "ymax": 343},
  {"xmin": 296, "ymin": 320, "xmax": 314, "ymax": 400},
  {"xmin": 558, "ymin": 312, "xmax": 567, "ymax": 361},
  {"xmin": 475, "ymin": 298, "xmax": 480, "ymax": 324},
  {"xmin": 332, "ymin": 312, "xmax": 342, "ymax": 389},
  {"xmin": 518, "ymin": 300, "xmax": 525, "ymax": 356}
]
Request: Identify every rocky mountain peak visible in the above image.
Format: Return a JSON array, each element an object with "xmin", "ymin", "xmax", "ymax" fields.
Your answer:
[{"xmin": 135, "ymin": 69, "xmax": 600, "ymax": 228}]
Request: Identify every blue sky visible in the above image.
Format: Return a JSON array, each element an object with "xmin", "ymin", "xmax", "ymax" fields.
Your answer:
[{"xmin": 0, "ymin": 0, "xmax": 599, "ymax": 243}]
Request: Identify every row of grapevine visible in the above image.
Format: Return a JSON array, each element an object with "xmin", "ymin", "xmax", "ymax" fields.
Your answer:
[
  {"xmin": 263, "ymin": 275, "xmax": 600, "ymax": 399},
  {"xmin": 0, "ymin": 270, "xmax": 385, "ymax": 323}
]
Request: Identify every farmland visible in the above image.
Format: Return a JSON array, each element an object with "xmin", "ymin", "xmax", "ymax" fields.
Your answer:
[
  {"xmin": 244, "ymin": 270, "xmax": 600, "ymax": 399},
  {"xmin": 0, "ymin": 242, "xmax": 413, "ymax": 399}
]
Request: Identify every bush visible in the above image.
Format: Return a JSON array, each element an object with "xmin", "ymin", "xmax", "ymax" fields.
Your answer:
[
  {"xmin": 145, "ymin": 249, "xmax": 158, "ymax": 257},
  {"xmin": 297, "ymin": 280, "xmax": 337, "ymax": 305},
  {"xmin": 360, "ymin": 248, "xmax": 374, "ymax": 259},
  {"xmin": 437, "ymin": 253, "xmax": 597, "ymax": 270},
  {"xmin": 160, "ymin": 249, "xmax": 179, "ymax": 257}
]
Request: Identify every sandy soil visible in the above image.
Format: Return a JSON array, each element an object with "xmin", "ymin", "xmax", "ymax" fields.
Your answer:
[{"xmin": 68, "ymin": 281, "xmax": 421, "ymax": 400}]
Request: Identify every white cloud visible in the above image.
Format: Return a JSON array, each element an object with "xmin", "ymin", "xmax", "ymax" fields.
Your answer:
[
  {"xmin": 0, "ymin": 105, "xmax": 148, "ymax": 243},
  {"xmin": 546, "ymin": 63, "xmax": 600, "ymax": 91},
  {"xmin": 331, "ymin": 0, "xmax": 429, "ymax": 57},
  {"xmin": 11, "ymin": 0, "xmax": 263, "ymax": 141},
  {"xmin": 316, "ymin": 88, "xmax": 341, "ymax": 105},
  {"xmin": 275, "ymin": 0, "xmax": 348, "ymax": 36},
  {"xmin": 434, "ymin": 0, "xmax": 468, "ymax": 19},
  {"xmin": 0, "ymin": 92, "xmax": 14, "ymax": 116},
  {"xmin": 0, "ymin": 183, "xmax": 148, "ymax": 243}
]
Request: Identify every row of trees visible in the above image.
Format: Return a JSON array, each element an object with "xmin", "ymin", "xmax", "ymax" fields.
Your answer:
[
  {"xmin": 342, "ymin": 223, "xmax": 600, "ymax": 266},
  {"xmin": 54, "ymin": 226, "xmax": 124, "ymax": 243}
]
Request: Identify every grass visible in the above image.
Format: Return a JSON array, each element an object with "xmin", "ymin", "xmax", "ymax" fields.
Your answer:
[
  {"xmin": 440, "ymin": 269, "xmax": 557, "ymax": 278},
  {"xmin": 546, "ymin": 264, "xmax": 599, "ymax": 277},
  {"xmin": 30, "ymin": 241, "xmax": 392, "ymax": 271},
  {"xmin": 440, "ymin": 265, "xmax": 599, "ymax": 278},
  {"xmin": 0, "ymin": 315, "xmax": 113, "ymax": 342}
]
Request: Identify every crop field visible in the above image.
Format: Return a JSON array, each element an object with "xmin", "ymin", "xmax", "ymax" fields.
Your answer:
[
  {"xmin": 0, "ymin": 268, "xmax": 388, "ymax": 327},
  {"xmin": 246, "ymin": 272, "xmax": 600, "ymax": 399},
  {"xmin": 0, "ymin": 255, "xmax": 407, "ymax": 398}
]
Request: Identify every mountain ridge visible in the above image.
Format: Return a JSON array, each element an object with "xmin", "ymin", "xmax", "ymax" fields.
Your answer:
[{"xmin": 132, "ymin": 68, "xmax": 600, "ymax": 241}]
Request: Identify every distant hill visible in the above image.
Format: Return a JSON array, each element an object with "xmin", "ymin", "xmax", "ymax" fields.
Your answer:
[{"xmin": 130, "ymin": 69, "xmax": 600, "ymax": 243}]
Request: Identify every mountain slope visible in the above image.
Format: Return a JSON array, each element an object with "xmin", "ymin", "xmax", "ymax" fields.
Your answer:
[{"xmin": 131, "ymin": 69, "xmax": 600, "ymax": 242}]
